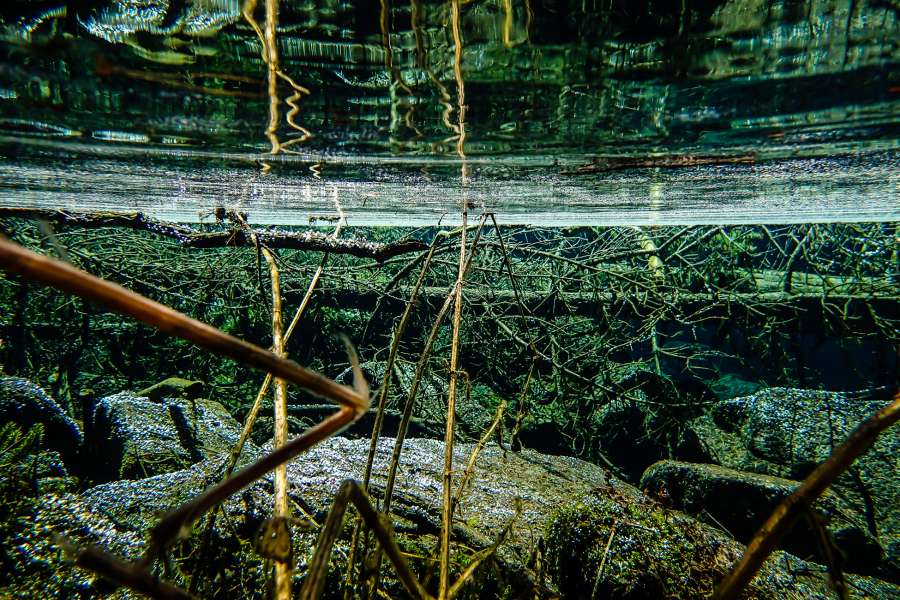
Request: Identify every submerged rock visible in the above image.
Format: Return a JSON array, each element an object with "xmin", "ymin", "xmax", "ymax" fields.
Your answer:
[
  {"xmin": 694, "ymin": 388, "xmax": 899, "ymax": 583},
  {"xmin": 88, "ymin": 391, "xmax": 247, "ymax": 481},
  {"xmin": 547, "ymin": 487, "xmax": 899, "ymax": 600},
  {"xmin": 0, "ymin": 377, "xmax": 82, "ymax": 470},
  {"xmin": 11, "ymin": 436, "xmax": 899, "ymax": 598},
  {"xmin": 640, "ymin": 460, "xmax": 882, "ymax": 576}
]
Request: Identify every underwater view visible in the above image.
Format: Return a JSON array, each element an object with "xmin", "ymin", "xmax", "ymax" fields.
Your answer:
[{"xmin": 0, "ymin": 0, "xmax": 898, "ymax": 598}]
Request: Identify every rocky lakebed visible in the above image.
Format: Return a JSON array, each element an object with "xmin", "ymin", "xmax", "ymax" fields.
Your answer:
[{"xmin": 0, "ymin": 375, "xmax": 898, "ymax": 599}]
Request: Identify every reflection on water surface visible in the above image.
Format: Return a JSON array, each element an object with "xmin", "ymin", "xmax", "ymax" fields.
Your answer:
[{"xmin": 0, "ymin": 0, "xmax": 897, "ymax": 224}]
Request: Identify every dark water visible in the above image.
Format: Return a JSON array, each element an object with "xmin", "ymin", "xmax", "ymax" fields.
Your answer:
[{"xmin": 0, "ymin": 2, "xmax": 899, "ymax": 599}]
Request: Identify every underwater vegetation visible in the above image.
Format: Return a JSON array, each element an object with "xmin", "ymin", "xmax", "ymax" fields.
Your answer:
[
  {"xmin": 0, "ymin": 0, "xmax": 899, "ymax": 598},
  {"xmin": 0, "ymin": 216, "xmax": 898, "ymax": 599}
]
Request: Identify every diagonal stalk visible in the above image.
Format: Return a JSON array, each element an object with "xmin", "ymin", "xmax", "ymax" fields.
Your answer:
[
  {"xmin": 439, "ymin": 205, "xmax": 467, "ymax": 599},
  {"xmin": 0, "ymin": 237, "xmax": 370, "ymax": 595}
]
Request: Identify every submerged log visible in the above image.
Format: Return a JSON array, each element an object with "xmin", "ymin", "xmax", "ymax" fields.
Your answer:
[
  {"xmin": 0, "ymin": 208, "xmax": 427, "ymax": 261},
  {"xmin": 303, "ymin": 285, "xmax": 899, "ymax": 319},
  {"xmin": 563, "ymin": 152, "xmax": 756, "ymax": 174}
]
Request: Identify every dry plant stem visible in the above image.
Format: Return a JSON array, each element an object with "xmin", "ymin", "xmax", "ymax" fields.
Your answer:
[
  {"xmin": 440, "ymin": 198, "xmax": 468, "ymax": 596},
  {"xmin": 342, "ymin": 243, "xmax": 437, "ymax": 589},
  {"xmin": 0, "ymin": 237, "xmax": 365, "ymax": 411},
  {"xmin": 0, "ymin": 237, "xmax": 368, "ymax": 573},
  {"xmin": 359, "ymin": 277, "xmax": 457, "ymax": 599},
  {"xmin": 440, "ymin": 3, "xmax": 467, "ymax": 591},
  {"xmin": 76, "ymin": 546, "xmax": 196, "ymax": 600},
  {"xmin": 383, "ymin": 216, "xmax": 487, "ymax": 514},
  {"xmin": 301, "ymin": 480, "xmax": 432, "ymax": 600},
  {"xmin": 452, "ymin": 399, "xmax": 507, "ymax": 515},
  {"xmin": 363, "ymin": 243, "xmax": 438, "ymax": 490},
  {"xmin": 226, "ymin": 210, "xmax": 343, "ymax": 480},
  {"xmin": 262, "ymin": 244, "xmax": 292, "ymax": 600},
  {"xmin": 363, "ymin": 218, "xmax": 486, "ymax": 597},
  {"xmin": 361, "ymin": 269, "xmax": 457, "ymax": 598},
  {"xmin": 713, "ymin": 390, "xmax": 900, "ymax": 600}
]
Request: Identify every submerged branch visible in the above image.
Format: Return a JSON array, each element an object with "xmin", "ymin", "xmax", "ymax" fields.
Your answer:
[
  {"xmin": 305, "ymin": 285, "xmax": 899, "ymax": 318},
  {"xmin": 0, "ymin": 208, "xmax": 426, "ymax": 260},
  {"xmin": 563, "ymin": 152, "xmax": 756, "ymax": 174},
  {"xmin": 75, "ymin": 546, "xmax": 196, "ymax": 600}
]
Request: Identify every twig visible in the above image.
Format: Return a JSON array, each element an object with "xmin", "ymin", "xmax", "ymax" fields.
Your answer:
[
  {"xmin": 261, "ymin": 239, "xmax": 293, "ymax": 599},
  {"xmin": 343, "ymin": 241, "xmax": 437, "ymax": 594},
  {"xmin": 299, "ymin": 480, "xmax": 432, "ymax": 600},
  {"xmin": 75, "ymin": 546, "xmax": 196, "ymax": 600},
  {"xmin": 453, "ymin": 399, "xmax": 507, "ymax": 515},
  {"xmin": 591, "ymin": 519, "xmax": 618, "ymax": 600},
  {"xmin": 147, "ymin": 406, "xmax": 361, "ymax": 563},
  {"xmin": 367, "ymin": 215, "xmax": 486, "ymax": 597}
]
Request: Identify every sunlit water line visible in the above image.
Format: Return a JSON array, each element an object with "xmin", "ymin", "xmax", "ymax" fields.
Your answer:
[{"xmin": 0, "ymin": 141, "xmax": 897, "ymax": 227}]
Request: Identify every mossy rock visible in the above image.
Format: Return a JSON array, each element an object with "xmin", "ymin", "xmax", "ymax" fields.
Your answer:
[
  {"xmin": 640, "ymin": 460, "xmax": 882, "ymax": 577},
  {"xmin": 546, "ymin": 486, "xmax": 899, "ymax": 599},
  {"xmin": 707, "ymin": 388, "xmax": 899, "ymax": 582},
  {"xmin": 89, "ymin": 392, "xmax": 249, "ymax": 481}
]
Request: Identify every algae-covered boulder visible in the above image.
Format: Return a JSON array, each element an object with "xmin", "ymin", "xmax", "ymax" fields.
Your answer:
[
  {"xmin": 89, "ymin": 391, "xmax": 247, "ymax": 481},
  {"xmin": 710, "ymin": 389, "xmax": 893, "ymax": 478},
  {"xmin": 0, "ymin": 377, "xmax": 82, "ymax": 470},
  {"xmin": 702, "ymin": 388, "xmax": 899, "ymax": 582},
  {"xmin": 546, "ymin": 487, "xmax": 900, "ymax": 599},
  {"xmin": 640, "ymin": 460, "xmax": 882, "ymax": 576},
  {"xmin": 12, "ymin": 437, "xmax": 618, "ymax": 598}
]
